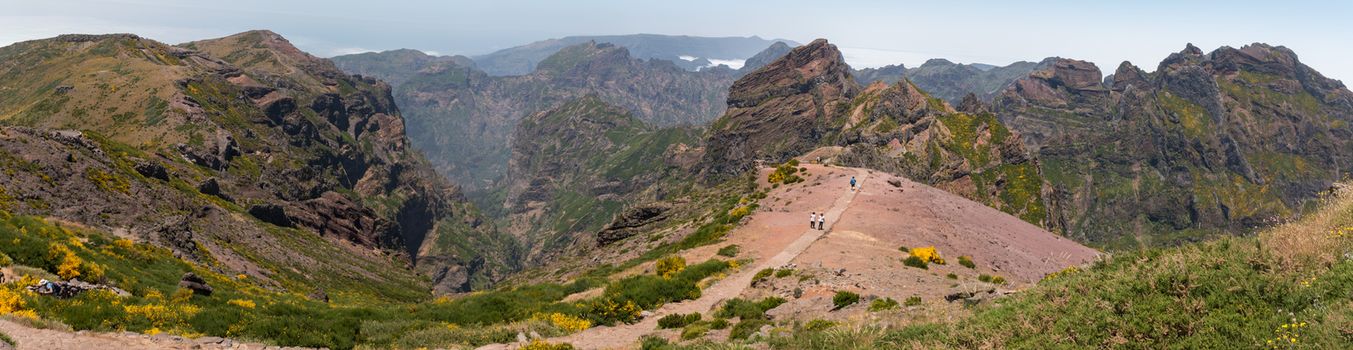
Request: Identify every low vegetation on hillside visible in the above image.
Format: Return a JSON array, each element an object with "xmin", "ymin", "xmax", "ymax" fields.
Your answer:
[{"xmin": 642, "ymin": 184, "xmax": 1353, "ymax": 349}]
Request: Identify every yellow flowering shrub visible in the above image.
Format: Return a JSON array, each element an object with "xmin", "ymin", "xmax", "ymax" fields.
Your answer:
[
  {"xmin": 909, "ymin": 246, "xmax": 946, "ymax": 265},
  {"xmin": 520, "ymin": 340, "xmax": 576, "ymax": 350},
  {"xmin": 112, "ymin": 238, "xmax": 135, "ymax": 250},
  {"xmin": 49, "ymin": 243, "xmax": 104, "ymax": 280},
  {"xmin": 227, "ymin": 299, "xmax": 256, "ymax": 309},
  {"xmin": 656, "ymin": 255, "xmax": 686, "ymax": 279},
  {"xmin": 0, "ymin": 288, "xmax": 26, "ymax": 314},
  {"xmin": 1043, "ymin": 266, "xmax": 1081, "ymax": 281},
  {"xmin": 532, "ymin": 312, "xmax": 591, "ymax": 332},
  {"xmin": 123, "ymin": 301, "xmax": 202, "ymax": 331}
]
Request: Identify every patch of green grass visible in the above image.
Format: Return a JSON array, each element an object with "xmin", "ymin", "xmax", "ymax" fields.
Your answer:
[
  {"xmin": 716, "ymin": 245, "xmax": 740, "ymax": 258},
  {"xmin": 903, "ymin": 256, "xmax": 928, "ymax": 269},
  {"xmin": 657, "ymin": 313, "xmax": 701, "ymax": 329},
  {"xmin": 715, "ymin": 297, "xmax": 786, "ymax": 321},
  {"xmin": 904, "ymin": 296, "xmax": 922, "ymax": 307},
  {"xmin": 868, "ymin": 298, "xmax": 898, "ymax": 312},
  {"xmin": 958, "ymin": 255, "xmax": 975, "ymax": 269}
]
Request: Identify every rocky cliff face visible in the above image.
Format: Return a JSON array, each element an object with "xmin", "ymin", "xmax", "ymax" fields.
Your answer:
[
  {"xmin": 702, "ymin": 39, "xmax": 1048, "ymax": 224},
  {"xmin": 502, "ymin": 96, "xmax": 700, "ymax": 264},
  {"xmin": 701, "ymin": 39, "xmax": 858, "ymax": 180},
  {"xmin": 352, "ymin": 42, "xmax": 735, "ymax": 193},
  {"xmin": 0, "ymin": 31, "xmax": 512, "ymax": 294},
  {"xmin": 994, "ymin": 43, "xmax": 1353, "ymax": 248}
]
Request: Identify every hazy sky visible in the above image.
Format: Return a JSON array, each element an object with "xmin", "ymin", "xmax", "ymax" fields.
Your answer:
[{"xmin": 3, "ymin": 0, "xmax": 1351, "ymax": 81}]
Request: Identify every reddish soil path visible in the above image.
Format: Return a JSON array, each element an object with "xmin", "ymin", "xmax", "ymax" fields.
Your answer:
[
  {"xmin": 479, "ymin": 165, "xmax": 869, "ymax": 350},
  {"xmin": 0, "ymin": 319, "xmax": 298, "ymax": 350}
]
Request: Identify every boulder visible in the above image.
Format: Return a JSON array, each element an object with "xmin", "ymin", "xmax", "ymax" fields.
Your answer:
[
  {"xmin": 179, "ymin": 272, "xmax": 213, "ymax": 296},
  {"xmin": 597, "ymin": 203, "xmax": 672, "ymax": 246},
  {"xmin": 247, "ymin": 203, "xmax": 294, "ymax": 228},
  {"xmin": 197, "ymin": 178, "xmax": 224, "ymax": 198},
  {"xmin": 133, "ymin": 160, "xmax": 170, "ymax": 181}
]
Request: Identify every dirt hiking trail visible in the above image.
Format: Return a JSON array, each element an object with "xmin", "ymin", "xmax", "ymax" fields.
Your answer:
[{"xmin": 479, "ymin": 165, "xmax": 868, "ymax": 349}]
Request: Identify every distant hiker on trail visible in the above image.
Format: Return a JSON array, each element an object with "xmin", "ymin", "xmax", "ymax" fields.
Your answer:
[
  {"xmin": 818, "ymin": 213, "xmax": 826, "ymax": 230},
  {"xmin": 810, "ymin": 212, "xmax": 818, "ymax": 229},
  {"xmin": 850, "ymin": 176, "xmax": 857, "ymax": 191}
]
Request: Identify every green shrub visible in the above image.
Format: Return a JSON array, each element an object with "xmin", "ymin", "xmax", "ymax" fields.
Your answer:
[
  {"xmin": 0, "ymin": 330, "xmax": 13, "ymax": 347},
  {"xmin": 868, "ymin": 298, "xmax": 899, "ymax": 311},
  {"xmin": 716, "ymin": 245, "xmax": 740, "ymax": 257},
  {"xmin": 0, "ymin": 252, "xmax": 11, "ymax": 267},
  {"xmin": 730, "ymin": 319, "xmax": 771, "ymax": 340},
  {"xmin": 958, "ymin": 256, "xmax": 975, "ymax": 269},
  {"xmin": 974, "ymin": 274, "xmax": 1007, "ymax": 285},
  {"xmin": 680, "ymin": 322, "xmax": 710, "ymax": 340},
  {"xmin": 775, "ymin": 268, "xmax": 794, "ymax": 278},
  {"xmin": 905, "ymin": 296, "xmax": 922, "ymax": 306},
  {"xmin": 716, "ymin": 297, "xmax": 786, "ymax": 320},
  {"xmin": 898, "ymin": 246, "xmax": 909, "ymax": 253},
  {"xmin": 804, "ymin": 319, "xmax": 836, "ymax": 331},
  {"xmin": 832, "ymin": 291, "xmax": 860, "ymax": 310},
  {"xmin": 753, "ymin": 268, "xmax": 774, "ymax": 282},
  {"xmin": 903, "ymin": 256, "xmax": 928, "ymax": 269},
  {"xmin": 640, "ymin": 335, "xmax": 675, "ymax": 350},
  {"xmin": 946, "ymin": 273, "xmax": 958, "ymax": 279},
  {"xmin": 709, "ymin": 318, "xmax": 730, "ymax": 329},
  {"xmin": 657, "ymin": 313, "xmax": 701, "ymax": 329}
]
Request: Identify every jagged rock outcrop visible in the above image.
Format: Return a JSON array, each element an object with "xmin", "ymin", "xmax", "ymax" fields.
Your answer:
[
  {"xmin": 993, "ymin": 43, "xmax": 1353, "ymax": 247},
  {"xmin": 0, "ymin": 31, "xmax": 510, "ymax": 294},
  {"xmin": 702, "ymin": 39, "xmax": 858, "ymax": 180},
  {"xmin": 702, "ymin": 39, "xmax": 1049, "ymax": 224},
  {"xmin": 597, "ymin": 203, "xmax": 673, "ymax": 246}
]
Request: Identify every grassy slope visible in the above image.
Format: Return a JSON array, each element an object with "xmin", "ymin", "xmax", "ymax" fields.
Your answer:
[
  {"xmin": 0, "ymin": 173, "xmax": 763, "ymax": 349},
  {"xmin": 647, "ymin": 184, "xmax": 1353, "ymax": 349}
]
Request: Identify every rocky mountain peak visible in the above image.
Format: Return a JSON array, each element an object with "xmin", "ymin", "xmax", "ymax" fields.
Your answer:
[
  {"xmin": 702, "ymin": 38, "xmax": 859, "ymax": 180},
  {"xmin": 1034, "ymin": 58, "xmax": 1104, "ymax": 90},
  {"xmin": 726, "ymin": 38, "xmax": 857, "ymax": 108},
  {"xmin": 957, "ymin": 92, "xmax": 990, "ymax": 114},
  {"xmin": 185, "ymin": 30, "xmax": 343, "ymax": 84},
  {"xmin": 921, "ymin": 58, "xmax": 957, "ymax": 68},
  {"xmin": 1111, "ymin": 61, "xmax": 1149, "ymax": 91},
  {"xmin": 534, "ymin": 41, "xmax": 634, "ymax": 77}
]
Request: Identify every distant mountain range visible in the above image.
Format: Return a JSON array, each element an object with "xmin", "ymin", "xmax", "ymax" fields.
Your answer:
[
  {"xmin": 469, "ymin": 34, "xmax": 798, "ymax": 75},
  {"xmin": 854, "ymin": 59, "xmax": 1041, "ymax": 103}
]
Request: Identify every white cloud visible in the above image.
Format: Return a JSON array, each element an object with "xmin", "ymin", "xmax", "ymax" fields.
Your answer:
[{"xmin": 707, "ymin": 58, "xmax": 745, "ymax": 70}]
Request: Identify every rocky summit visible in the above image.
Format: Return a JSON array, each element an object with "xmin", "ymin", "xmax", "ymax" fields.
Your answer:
[
  {"xmin": 0, "ymin": 31, "xmax": 511, "ymax": 294},
  {"xmin": 703, "ymin": 39, "xmax": 1047, "ymax": 224},
  {"xmin": 995, "ymin": 43, "xmax": 1353, "ymax": 247}
]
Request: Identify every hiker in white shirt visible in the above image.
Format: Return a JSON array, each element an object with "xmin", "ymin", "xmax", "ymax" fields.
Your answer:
[{"xmin": 810, "ymin": 212, "xmax": 818, "ymax": 229}]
